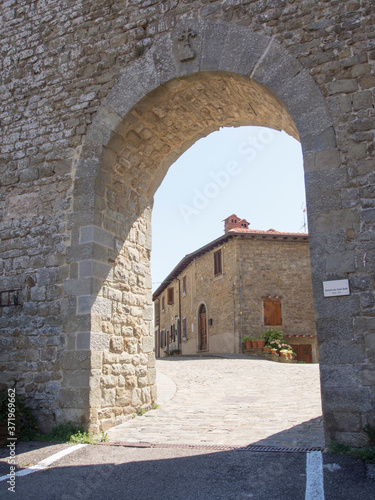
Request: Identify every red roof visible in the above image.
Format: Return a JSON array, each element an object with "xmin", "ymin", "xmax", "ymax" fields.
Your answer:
[{"xmin": 228, "ymin": 227, "xmax": 307, "ymax": 236}]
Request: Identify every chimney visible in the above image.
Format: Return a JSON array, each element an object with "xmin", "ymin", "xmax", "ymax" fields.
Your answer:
[{"xmin": 223, "ymin": 215, "xmax": 250, "ymax": 233}]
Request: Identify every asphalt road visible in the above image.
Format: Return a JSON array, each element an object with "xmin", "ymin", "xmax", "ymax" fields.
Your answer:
[
  {"xmin": 1, "ymin": 442, "xmax": 374, "ymax": 500},
  {"xmin": 1, "ymin": 357, "xmax": 374, "ymax": 499}
]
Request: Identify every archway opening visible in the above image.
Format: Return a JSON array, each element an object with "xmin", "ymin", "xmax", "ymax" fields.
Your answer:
[{"xmin": 92, "ymin": 71, "xmax": 322, "ymax": 444}]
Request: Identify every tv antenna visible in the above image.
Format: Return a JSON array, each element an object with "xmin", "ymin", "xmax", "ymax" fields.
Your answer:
[{"xmin": 300, "ymin": 204, "xmax": 307, "ymax": 232}]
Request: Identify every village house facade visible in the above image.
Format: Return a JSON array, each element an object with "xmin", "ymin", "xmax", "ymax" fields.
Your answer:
[{"xmin": 153, "ymin": 215, "xmax": 318, "ymax": 363}]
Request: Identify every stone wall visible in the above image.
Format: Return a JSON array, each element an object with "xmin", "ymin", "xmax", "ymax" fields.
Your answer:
[
  {"xmin": 237, "ymin": 237, "xmax": 316, "ymax": 337},
  {"xmin": 0, "ymin": 0, "xmax": 374, "ymax": 444}
]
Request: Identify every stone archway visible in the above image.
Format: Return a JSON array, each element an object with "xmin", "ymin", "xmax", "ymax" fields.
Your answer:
[{"xmin": 65, "ymin": 19, "xmax": 368, "ymax": 445}]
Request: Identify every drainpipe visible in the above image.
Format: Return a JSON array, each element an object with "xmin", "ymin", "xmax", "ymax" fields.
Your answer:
[
  {"xmin": 176, "ymin": 277, "xmax": 182, "ymax": 352},
  {"xmin": 232, "ymin": 283, "xmax": 236, "ymax": 353},
  {"xmin": 239, "ymin": 275, "xmax": 243, "ymax": 349}
]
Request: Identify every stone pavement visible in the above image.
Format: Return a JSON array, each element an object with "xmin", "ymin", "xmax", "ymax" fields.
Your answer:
[{"xmin": 107, "ymin": 355, "xmax": 324, "ymax": 449}]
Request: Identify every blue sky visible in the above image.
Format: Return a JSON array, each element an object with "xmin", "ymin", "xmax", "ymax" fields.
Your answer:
[{"xmin": 151, "ymin": 126, "xmax": 306, "ymax": 292}]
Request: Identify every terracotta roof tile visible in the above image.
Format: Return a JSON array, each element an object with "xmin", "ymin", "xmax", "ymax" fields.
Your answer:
[{"xmin": 228, "ymin": 228, "xmax": 308, "ymax": 236}]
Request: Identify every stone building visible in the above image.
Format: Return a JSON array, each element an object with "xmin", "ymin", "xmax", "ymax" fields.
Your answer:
[
  {"xmin": 0, "ymin": 0, "xmax": 374, "ymax": 446},
  {"xmin": 153, "ymin": 215, "xmax": 318, "ymax": 362}
]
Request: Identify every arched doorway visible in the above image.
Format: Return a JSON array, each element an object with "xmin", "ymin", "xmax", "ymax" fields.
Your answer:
[
  {"xmin": 198, "ymin": 304, "xmax": 207, "ymax": 351},
  {"xmin": 65, "ymin": 19, "xmax": 370, "ymax": 446}
]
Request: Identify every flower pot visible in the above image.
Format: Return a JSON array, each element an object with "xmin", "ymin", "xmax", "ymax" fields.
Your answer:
[
  {"xmin": 252, "ymin": 340, "xmax": 259, "ymax": 348},
  {"xmin": 257, "ymin": 340, "xmax": 266, "ymax": 349},
  {"xmin": 245, "ymin": 341, "xmax": 253, "ymax": 350},
  {"xmin": 271, "ymin": 349, "xmax": 277, "ymax": 355},
  {"xmin": 263, "ymin": 347, "xmax": 271, "ymax": 353}
]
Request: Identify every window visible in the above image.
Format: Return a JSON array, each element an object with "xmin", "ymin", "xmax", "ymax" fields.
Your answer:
[
  {"xmin": 162, "ymin": 296, "xmax": 165, "ymax": 311},
  {"xmin": 167, "ymin": 287, "xmax": 174, "ymax": 305},
  {"xmin": 214, "ymin": 249, "xmax": 222, "ymax": 276},
  {"xmin": 182, "ymin": 276, "xmax": 186, "ymax": 295},
  {"xmin": 160, "ymin": 329, "xmax": 166, "ymax": 348},
  {"xmin": 171, "ymin": 324, "xmax": 176, "ymax": 342},
  {"xmin": 182, "ymin": 317, "xmax": 187, "ymax": 339},
  {"xmin": 263, "ymin": 300, "xmax": 282, "ymax": 326}
]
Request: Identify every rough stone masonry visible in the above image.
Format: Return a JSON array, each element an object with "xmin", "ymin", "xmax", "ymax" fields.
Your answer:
[{"xmin": 0, "ymin": 0, "xmax": 374, "ymax": 445}]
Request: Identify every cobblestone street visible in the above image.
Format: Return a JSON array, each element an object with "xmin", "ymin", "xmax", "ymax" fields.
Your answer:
[{"xmin": 108, "ymin": 356, "xmax": 324, "ymax": 449}]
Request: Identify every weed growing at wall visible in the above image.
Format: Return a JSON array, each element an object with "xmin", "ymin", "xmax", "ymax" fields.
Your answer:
[{"xmin": 327, "ymin": 426, "xmax": 375, "ymax": 464}]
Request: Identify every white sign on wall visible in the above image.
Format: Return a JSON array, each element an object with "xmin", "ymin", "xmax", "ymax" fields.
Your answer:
[{"xmin": 323, "ymin": 279, "xmax": 350, "ymax": 297}]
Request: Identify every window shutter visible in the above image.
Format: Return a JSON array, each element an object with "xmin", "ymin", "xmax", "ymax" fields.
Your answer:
[
  {"xmin": 214, "ymin": 249, "xmax": 222, "ymax": 276},
  {"xmin": 182, "ymin": 317, "xmax": 186, "ymax": 339},
  {"xmin": 167, "ymin": 287, "xmax": 174, "ymax": 305},
  {"xmin": 264, "ymin": 300, "xmax": 282, "ymax": 326}
]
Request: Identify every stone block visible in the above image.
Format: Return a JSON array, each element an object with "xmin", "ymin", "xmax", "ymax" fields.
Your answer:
[
  {"xmin": 142, "ymin": 336, "xmax": 155, "ymax": 353},
  {"xmin": 106, "ymin": 50, "xmax": 159, "ymax": 118},
  {"xmin": 92, "ymin": 296, "xmax": 112, "ymax": 317},
  {"xmin": 77, "ymin": 332, "xmax": 90, "ymax": 350},
  {"xmin": 325, "ymin": 250, "xmax": 356, "ymax": 274},
  {"xmin": 19, "ymin": 167, "xmax": 39, "ymax": 183},
  {"xmin": 147, "ymin": 368, "xmax": 156, "ymax": 385},
  {"xmin": 305, "ymin": 171, "xmax": 346, "ymax": 214},
  {"xmin": 277, "ymin": 70, "xmax": 333, "ymax": 143},
  {"xmin": 93, "ymin": 105, "xmax": 123, "ymax": 132},
  {"xmin": 141, "ymin": 386, "xmax": 151, "ymax": 404},
  {"xmin": 252, "ymin": 38, "xmax": 302, "ymax": 96},
  {"xmin": 110, "ymin": 336, "xmax": 124, "ymax": 353},
  {"xmin": 58, "ymin": 388, "xmax": 89, "ymax": 408},
  {"xmin": 115, "ymin": 388, "xmax": 131, "ymax": 407},
  {"xmin": 79, "ymin": 260, "xmax": 113, "ymax": 280},
  {"xmin": 90, "ymin": 353, "xmax": 103, "ymax": 370},
  {"xmin": 132, "ymin": 388, "xmax": 142, "ymax": 407},
  {"xmin": 316, "ymin": 316, "xmax": 355, "ymax": 343},
  {"xmin": 80, "ymin": 225, "xmax": 115, "ymax": 249},
  {"xmin": 322, "ymin": 387, "xmax": 372, "ymax": 413},
  {"xmin": 319, "ymin": 364, "xmax": 359, "ymax": 389},
  {"xmin": 327, "ymin": 79, "xmax": 358, "ymax": 94},
  {"xmin": 90, "ymin": 332, "xmax": 109, "ymax": 351},
  {"xmin": 324, "ymin": 411, "xmax": 362, "ymax": 433},
  {"xmin": 151, "ymin": 32, "xmax": 175, "ymax": 86},
  {"xmin": 125, "ymin": 375, "xmax": 137, "ymax": 389},
  {"xmin": 218, "ymin": 24, "xmax": 269, "ymax": 76},
  {"xmin": 319, "ymin": 338, "xmax": 366, "ymax": 365},
  {"xmin": 63, "ymin": 370, "xmax": 90, "ymax": 388},
  {"xmin": 313, "ymin": 149, "xmax": 341, "ymax": 172},
  {"xmin": 359, "ymin": 365, "xmax": 375, "ymax": 386},
  {"xmin": 101, "ymin": 388, "xmax": 115, "ymax": 407},
  {"xmin": 61, "ymin": 351, "xmax": 91, "ymax": 370},
  {"xmin": 200, "ymin": 20, "xmax": 229, "ymax": 71}
]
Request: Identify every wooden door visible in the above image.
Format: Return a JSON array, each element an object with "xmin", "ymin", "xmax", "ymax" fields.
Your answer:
[
  {"xmin": 291, "ymin": 344, "xmax": 312, "ymax": 363},
  {"xmin": 199, "ymin": 304, "xmax": 207, "ymax": 350}
]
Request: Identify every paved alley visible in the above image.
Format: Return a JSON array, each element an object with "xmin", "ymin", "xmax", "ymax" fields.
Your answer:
[{"xmin": 108, "ymin": 356, "xmax": 324, "ymax": 449}]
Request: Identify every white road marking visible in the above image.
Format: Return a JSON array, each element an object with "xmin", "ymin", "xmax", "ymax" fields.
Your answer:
[
  {"xmin": 0, "ymin": 443, "xmax": 87, "ymax": 482},
  {"xmin": 305, "ymin": 451, "xmax": 325, "ymax": 500}
]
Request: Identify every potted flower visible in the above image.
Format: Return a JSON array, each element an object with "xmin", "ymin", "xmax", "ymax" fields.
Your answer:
[
  {"xmin": 280, "ymin": 348, "xmax": 295, "ymax": 359},
  {"xmin": 263, "ymin": 345, "xmax": 271, "ymax": 353},
  {"xmin": 243, "ymin": 336, "xmax": 256, "ymax": 349},
  {"xmin": 257, "ymin": 339, "xmax": 266, "ymax": 349}
]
